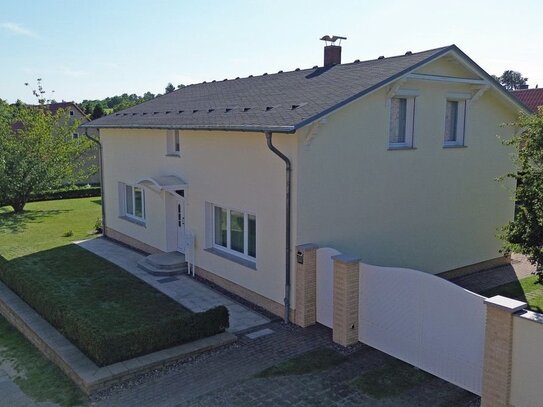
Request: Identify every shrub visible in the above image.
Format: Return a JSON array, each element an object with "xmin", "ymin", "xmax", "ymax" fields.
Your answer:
[
  {"xmin": 94, "ymin": 218, "xmax": 102, "ymax": 234},
  {"xmin": 62, "ymin": 230, "xmax": 73, "ymax": 237}
]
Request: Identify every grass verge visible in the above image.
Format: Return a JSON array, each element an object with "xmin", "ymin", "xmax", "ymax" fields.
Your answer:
[
  {"xmin": 255, "ymin": 347, "xmax": 347, "ymax": 378},
  {"xmin": 351, "ymin": 359, "xmax": 432, "ymax": 399},
  {"xmin": 0, "ymin": 315, "xmax": 86, "ymax": 406},
  {"xmin": 482, "ymin": 275, "xmax": 543, "ymax": 313}
]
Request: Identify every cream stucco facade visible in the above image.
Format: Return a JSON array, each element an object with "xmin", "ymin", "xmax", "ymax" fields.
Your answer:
[
  {"xmin": 296, "ymin": 59, "xmax": 518, "ymax": 274},
  {"xmin": 99, "ymin": 54, "xmax": 521, "ymax": 317}
]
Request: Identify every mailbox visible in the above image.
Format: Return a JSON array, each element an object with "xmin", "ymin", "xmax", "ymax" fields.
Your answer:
[{"xmin": 296, "ymin": 251, "xmax": 304, "ymax": 264}]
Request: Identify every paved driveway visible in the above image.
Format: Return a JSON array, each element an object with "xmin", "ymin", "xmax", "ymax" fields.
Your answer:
[{"xmin": 91, "ymin": 322, "xmax": 477, "ymax": 407}]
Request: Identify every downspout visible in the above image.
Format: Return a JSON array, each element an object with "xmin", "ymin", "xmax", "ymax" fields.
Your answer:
[
  {"xmin": 265, "ymin": 131, "xmax": 292, "ymax": 323},
  {"xmin": 85, "ymin": 129, "xmax": 106, "ymax": 236}
]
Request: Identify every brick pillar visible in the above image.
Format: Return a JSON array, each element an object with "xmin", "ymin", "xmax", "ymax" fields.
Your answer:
[
  {"xmin": 295, "ymin": 244, "xmax": 318, "ymax": 327},
  {"xmin": 332, "ymin": 254, "xmax": 360, "ymax": 346},
  {"xmin": 481, "ymin": 295, "xmax": 526, "ymax": 407}
]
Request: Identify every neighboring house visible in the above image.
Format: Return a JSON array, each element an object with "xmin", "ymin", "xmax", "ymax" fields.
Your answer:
[
  {"xmin": 511, "ymin": 87, "xmax": 543, "ymax": 112},
  {"xmin": 46, "ymin": 102, "xmax": 100, "ymax": 184},
  {"xmin": 83, "ymin": 43, "xmax": 528, "ymax": 320}
]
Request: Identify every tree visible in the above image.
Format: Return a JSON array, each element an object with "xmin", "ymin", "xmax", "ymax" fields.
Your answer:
[
  {"xmin": 501, "ymin": 109, "xmax": 543, "ymax": 281},
  {"xmin": 91, "ymin": 104, "xmax": 105, "ymax": 120},
  {"xmin": 165, "ymin": 83, "xmax": 175, "ymax": 93},
  {"xmin": 496, "ymin": 70, "xmax": 528, "ymax": 90},
  {"xmin": 0, "ymin": 102, "xmax": 93, "ymax": 213}
]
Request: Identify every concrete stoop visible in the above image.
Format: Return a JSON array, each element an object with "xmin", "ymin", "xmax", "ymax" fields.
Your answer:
[{"xmin": 138, "ymin": 251, "xmax": 188, "ymax": 276}]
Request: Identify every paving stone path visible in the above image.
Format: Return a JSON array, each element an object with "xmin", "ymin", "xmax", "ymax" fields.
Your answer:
[
  {"xmin": 451, "ymin": 254, "xmax": 534, "ymax": 294},
  {"xmin": 77, "ymin": 237, "xmax": 270, "ymax": 332}
]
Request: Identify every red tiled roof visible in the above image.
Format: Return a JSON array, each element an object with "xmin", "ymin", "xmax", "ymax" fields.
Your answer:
[{"xmin": 512, "ymin": 88, "xmax": 543, "ymax": 112}]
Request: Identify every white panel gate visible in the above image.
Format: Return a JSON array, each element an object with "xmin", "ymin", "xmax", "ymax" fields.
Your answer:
[
  {"xmin": 358, "ymin": 263, "xmax": 486, "ymax": 395},
  {"xmin": 316, "ymin": 247, "xmax": 340, "ymax": 328}
]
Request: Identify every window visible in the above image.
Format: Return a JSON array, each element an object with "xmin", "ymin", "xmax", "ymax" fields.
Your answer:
[
  {"xmin": 212, "ymin": 205, "xmax": 256, "ymax": 261},
  {"xmin": 72, "ymin": 132, "xmax": 79, "ymax": 140},
  {"xmin": 389, "ymin": 96, "xmax": 415, "ymax": 148},
  {"xmin": 69, "ymin": 110, "xmax": 74, "ymax": 116},
  {"xmin": 166, "ymin": 130, "xmax": 181, "ymax": 155},
  {"xmin": 444, "ymin": 99, "xmax": 467, "ymax": 146},
  {"xmin": 119, "ymin": 183, "xmax": 145, "ymax": 222}
]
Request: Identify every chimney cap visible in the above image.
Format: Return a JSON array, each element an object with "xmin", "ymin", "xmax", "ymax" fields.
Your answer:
[{"xmin": 320, "ymin": 35, "xmax": 347, "ymax": 46}]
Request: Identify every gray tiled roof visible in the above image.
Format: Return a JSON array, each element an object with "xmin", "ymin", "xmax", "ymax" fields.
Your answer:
[{"xmin": 83, "ymin": 46, "xmax": 454, "ymax": 133}]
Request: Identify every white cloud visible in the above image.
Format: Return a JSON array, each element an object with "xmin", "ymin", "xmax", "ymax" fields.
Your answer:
[{"xmin": 0, "ymin": 22, "xmax": 38, "ymax": 38}]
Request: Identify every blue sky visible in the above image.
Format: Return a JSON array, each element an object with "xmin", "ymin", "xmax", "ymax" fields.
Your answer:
[{"xmin": 1, "ymin": 0, "xmax": 542, "ymax": 103}]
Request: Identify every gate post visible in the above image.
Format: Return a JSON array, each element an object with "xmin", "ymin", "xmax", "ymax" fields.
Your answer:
[
  {"xmin": 481, "ymin": 295, "xmax": 526, "ymax": 407},
  {"xmin": 295, "ymin": 244, "xmax": 318, "ymax": 327},
  {"xmin": 332, "ymin": 254, "xmax": 360, "ymax": 346}
]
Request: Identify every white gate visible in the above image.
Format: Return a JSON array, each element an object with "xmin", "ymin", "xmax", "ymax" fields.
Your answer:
[
  {"xmin": 316, "ymin": 247, "xmax": 340, "ymax": 328},
  {"xmin": 358, "ymin": 263, "xmax": 486, "ymax": 395}
]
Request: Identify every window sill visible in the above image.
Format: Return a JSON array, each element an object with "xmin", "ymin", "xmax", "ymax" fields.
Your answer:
[
  {"xmin": 165, "ymin": 153, "xmax": 181, "ymax": 157},
  {"xmin": 119, "ymin": 215, "xmax": 146, "ymax": 227},
  {"xmin": 443, "ymin": 144, "xmax": 467, "ymax": 149},
  {"xmin": 204, "ymin": 248, "xmax": 257, "ymax": 270},
  {"xmin": 388, "ymin": 145, "xmax": 416, "ymax": 151}
]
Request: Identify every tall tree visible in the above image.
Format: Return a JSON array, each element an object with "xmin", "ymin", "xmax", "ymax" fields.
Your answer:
[
  {"xmin": 91, "ymin": 104, "xmax": 105, "ymax": 120},
  {"xmin": 501, "ymin": 109, "xmax": 543, "ymax": 281},
  {"xmin": 496, "ymin": 70, "xmax": 528, "ymax": 90},
  {"xmin": 165, "ymin": 83, "xmax": 175, "ymax": 93},
  {"xmin": 0, "ymin": 102, "xmax": 93, "ymax": 212}
]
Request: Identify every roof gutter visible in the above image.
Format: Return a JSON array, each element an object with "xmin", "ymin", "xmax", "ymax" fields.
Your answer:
[
  {"xmin": 265, "ymin": 131, "xmax": 292, "ymax": 324},
  {"xmin": 84, "ymin": 130, "xmax": 106, "ymax": 237}
]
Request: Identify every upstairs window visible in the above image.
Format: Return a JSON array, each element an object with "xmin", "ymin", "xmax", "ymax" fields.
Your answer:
[
  {"xmin": 69, "ymin": 110, "xmax": 74, "ymax": 116},
  {"xmin": 444, "ymin": 99, "xmax": 467, "ymax": 146},
  {"xmin": 166, "ymin": 130, "xmax": 181, "ymax": 156},
  {"xmin": 389, "ymin": 96, "xmax": 415, "ymax": 148}
]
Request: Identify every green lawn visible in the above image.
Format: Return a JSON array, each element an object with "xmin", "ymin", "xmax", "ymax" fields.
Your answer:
[
  {"xmin": 0, "ymin": 314, "xmax": 86, "ymax": 406},
  {"xmin": 482, "ymin": 275, "xmax": 543, "ymax": 313},
  {"xmin": 0, "ymin": 198, "xmax": 228, "ymax": 366}
]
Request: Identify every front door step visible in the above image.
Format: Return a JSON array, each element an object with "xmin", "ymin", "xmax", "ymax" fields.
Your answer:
[{"xmin": 138, "ymin": 252, "xmax": 188, "ymax": 276}]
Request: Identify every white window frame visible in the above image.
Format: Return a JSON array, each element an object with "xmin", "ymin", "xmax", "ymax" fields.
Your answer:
[
  {"xmin": 443, "ymin": 92, "xmax": 470, "ymax": 147},
  {"xmin": 212, "ymin": 204, "xmax": 256, "ymax": 262},
  {"xmin": 387, "ymin": 89, "xmax": 418, "ymax": 149},
  {"xmin": 119, "ymin": 182, "xmax": 146, "ymax": 223},
  {"xmin": 166, "ymin": 130, "xmax": 181, "ymax": 156}
]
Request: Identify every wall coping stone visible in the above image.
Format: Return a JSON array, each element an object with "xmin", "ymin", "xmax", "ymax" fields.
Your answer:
[
  {"xmin": 0, "ymin": 281, "xmax": 236, "ymax": 395},
  {"xmin": 516, "ymin": 309, "xmax": 543, "ymax": 324},
  {"xmin": 296, "ymin": 243, "xmax": 319, "ymax": 251},
  {"xmin": 332, "ymin": 254, "xmax": 362, "ymax": 264},
  {"xmin": 484, "ymin": 295, "xmax": 527, "ymax": 313}
]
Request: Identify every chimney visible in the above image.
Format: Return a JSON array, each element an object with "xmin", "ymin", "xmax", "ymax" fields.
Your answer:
[
  {"xmin": 324, "ymin": 45, "xmax": 342, "ymax": 66},
  {"xmin": 320, "ymin": 35, "xmax": 347, "ymax": 66}
]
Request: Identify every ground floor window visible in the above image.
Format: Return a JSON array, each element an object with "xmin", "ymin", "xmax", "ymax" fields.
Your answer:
[
  {"xmin": 213, "ymin": 204, "xmax": 256, "ymax": 260},
  {"xmin": 119, "ymin": 182, "xmax": 145, "ymax": 222}
]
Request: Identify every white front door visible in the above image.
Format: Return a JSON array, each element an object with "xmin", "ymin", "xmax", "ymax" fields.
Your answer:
[{"xmin": 176, "ymin": 198, "xmax": 186, "ymax": 253}]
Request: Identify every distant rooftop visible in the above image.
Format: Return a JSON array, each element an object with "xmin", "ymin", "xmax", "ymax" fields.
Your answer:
[{"xmin": 511, "ymin": 88, "xmax": 543, "ymax": 112}]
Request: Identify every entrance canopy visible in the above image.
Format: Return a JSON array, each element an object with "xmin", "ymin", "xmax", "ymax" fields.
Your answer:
[{"xmin": 136, "ymin": 175, "xmax": 187, "ymax": 193}]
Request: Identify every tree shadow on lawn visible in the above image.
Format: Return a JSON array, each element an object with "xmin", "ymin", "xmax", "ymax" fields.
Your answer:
[
  {"xmin": 0, "ymin": 208, "xmax": 71, "ymax": 234},
  {"xmin": 90, "ymin": 199, "xmax": 101, "ymax": 206}
]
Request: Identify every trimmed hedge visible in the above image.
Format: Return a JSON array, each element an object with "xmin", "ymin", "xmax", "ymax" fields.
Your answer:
[
  {"xmin": 30, "ymin": 186, "xmax": 101, "ymax": 202},
  {"xmin": 0, "ymin": 185, "xmax": 101, "ymax": 207},
  {"xmin": 0, "ymin": 245, "xmax": 229, "ymax": 367}
]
